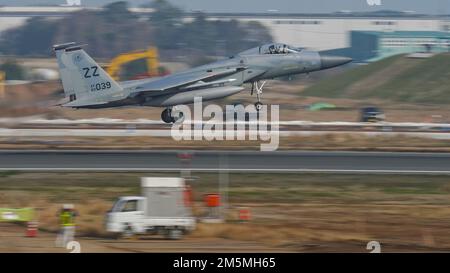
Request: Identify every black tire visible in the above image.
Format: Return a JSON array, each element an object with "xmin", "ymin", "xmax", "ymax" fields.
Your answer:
[
  {"xmin": 166, "ymin": 229, "xmax": 183, "ymax": 240},
  {"xmin": 121, "ymin": 224, "xmax": 134, "ymax": 239},
  {"xmin": 254, "ymin": 102, "xmax": 263, "ymax": 111},
  {"xmin": 162, "ymin": 109, "xmax": 185, "ymax": 123},
  {"xmin": 161, "ymin": 109, "xmax": 172, "ymax": 123}
]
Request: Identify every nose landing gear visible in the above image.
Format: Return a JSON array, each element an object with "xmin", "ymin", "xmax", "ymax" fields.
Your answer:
[{"xmin": 251, "ymin": 81, "xmax": 266, "ymax": 111}]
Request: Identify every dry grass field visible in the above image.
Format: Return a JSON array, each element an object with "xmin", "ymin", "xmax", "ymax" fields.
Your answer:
[
  {"xmin": 1, "ymin": 80, "xmax": 449, "ymax": 123},
  {"xmin": 1, "ymin": 134, "xmax": 449, "ymax": 152},
  {"xmin": 2, "ymin": 172, "xmax": 450, "ymax": 252}
]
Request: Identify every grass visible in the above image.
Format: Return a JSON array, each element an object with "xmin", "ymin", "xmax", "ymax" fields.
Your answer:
[
  {"xmin": 1, "ymin": 172, "xmax": 450, "ymax": 204},
  {"xmin": 2, "ymin": 172, "xmax": 450, "ymax": 249},
  {"xmin": 302, "ymin": 55, "xmax": 403, "ymax": 98},
  {"xmin": 302, "ymin": 53, "xmax": 450, "ymax": 104},
  {"xmin": 2, "ymin": 133, "xmax": 449, "ymax": 152},
  {"xmin": 375, "ymin": 54, "xmax": 450, "ymax": 103},
  {"xmin": 0, "ymin": 171, "xmax": 19, "ymax": 178}
]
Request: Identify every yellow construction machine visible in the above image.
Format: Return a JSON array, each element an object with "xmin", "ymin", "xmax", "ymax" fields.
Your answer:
[{"xmin": 106, "ymin": 47, "xmax": 168, "ymax": 81}]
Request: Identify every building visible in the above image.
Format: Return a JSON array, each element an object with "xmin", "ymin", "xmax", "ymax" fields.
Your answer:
[
  {"xmin": 325, "ymin": 31, "xmax": 450, "ymax": 62},
  {"xmin": 226, "ymin": 16, "xmax": 447, "ymax": 51},
  {"xmin": 351, "ymin": 31, "xmax": 450, "ymax": 62},
  {"xmin": 0, "ymin": 6, "xmax": 449, "ymax": 57}
]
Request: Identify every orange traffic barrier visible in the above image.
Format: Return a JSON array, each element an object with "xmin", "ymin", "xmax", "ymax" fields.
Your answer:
[
  {"xmin": 204, "ymin": 194, "xmax": 221, "ymax": 207},
  {"xmin": 238, "ymin": 208, "xmax": 251, "ymax": 222},
  {"xmin": 183, "ymin": 185, "xmax": 193, "ymax": 207},
  {"xmin": 25, "ymin": 221, "xmax": 38, "ymax": 237}
]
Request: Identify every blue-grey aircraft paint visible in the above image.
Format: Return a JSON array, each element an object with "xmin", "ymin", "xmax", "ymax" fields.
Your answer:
[{"xmin": 53, "ymin": 42, "xmax": 351, "ymax": 123}]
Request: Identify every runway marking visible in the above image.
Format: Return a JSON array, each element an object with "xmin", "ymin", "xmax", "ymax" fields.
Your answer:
[
  {"xmin": 1, "ymin": 128, "xmax": 449, "ymax": 139},
  {"xmin": 1, "ymin": 168, "xmax": 450, "ymax": 174},
  {"xmin": 1, "ymin": 149, "xmax": 450, "ymax": 156},
  {"xmin": 2, "ymin": 117, "xmax": 450, "ymax": 128}
]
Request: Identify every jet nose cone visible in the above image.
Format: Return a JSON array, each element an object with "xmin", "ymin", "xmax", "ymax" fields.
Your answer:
[{"xmin": 320, "ymin": 54, "xmax": 352, "ymax": 69}]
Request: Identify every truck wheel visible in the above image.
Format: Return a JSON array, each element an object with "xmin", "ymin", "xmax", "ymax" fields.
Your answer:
[
  {"xmin": 167, "ymin": 229, "xmax": 183, "ymax": 240},
  {"xmin": 122, "ymin": 224, "xmax": 135, "ymax": 239}
]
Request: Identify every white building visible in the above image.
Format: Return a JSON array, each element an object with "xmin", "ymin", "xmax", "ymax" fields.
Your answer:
[
  {"xmin": 0, "ymin": 7, "xmax": 449, "ymax": 51},
  {"xmin": 205, "ymin": 14, "xmax": 449, "ymax": 51}
]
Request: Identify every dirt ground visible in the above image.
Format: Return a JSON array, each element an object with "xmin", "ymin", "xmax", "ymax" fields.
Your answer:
[
  {"xmin": 2, "ymin": 202, "xmax": 450, "ymax": 253},
  {"xmin": 1, "ymin": 80, "xmax": 450, "ymax": 123},
  {"xmin": 2, "ymin": 172, "xmax": 450, "ymax": 253},
  {"xmin": 2, "ymin": 81, "xmax": 449, "ymax": 152},
  {"xmin": 0, "ymin": 222, "xmax": 288, "ymax": 253},
  {"xmin": 1, "ymin": 134, "xmax": 449, "ymax": 152}
]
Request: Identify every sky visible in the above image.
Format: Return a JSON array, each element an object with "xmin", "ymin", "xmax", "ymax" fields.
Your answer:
[{"xmin": 0, "ymin": 0, "xmax": 449, "ymax": 14}]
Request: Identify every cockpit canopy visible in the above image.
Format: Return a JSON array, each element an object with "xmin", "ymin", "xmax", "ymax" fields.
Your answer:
[{"xmin": 237, "ymin": 43, "xmax": 303, "ymax": 56}]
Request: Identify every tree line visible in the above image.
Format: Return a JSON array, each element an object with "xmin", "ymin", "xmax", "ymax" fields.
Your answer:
[{"xmin": 0, "ymin": 0, "xmax": 273, "ymax": 61}]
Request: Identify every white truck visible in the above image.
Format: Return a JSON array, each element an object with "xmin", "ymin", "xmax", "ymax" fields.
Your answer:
[{"xmin": 105, "ymin": 177, "xmax": 195, "ymax": 239}]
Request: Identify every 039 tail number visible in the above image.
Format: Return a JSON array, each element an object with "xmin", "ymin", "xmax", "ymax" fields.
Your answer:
[{"xmin": 90, "ymin": 81, "xmax": 111, "ymax": 91}]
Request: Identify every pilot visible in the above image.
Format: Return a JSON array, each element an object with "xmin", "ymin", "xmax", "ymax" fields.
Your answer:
[
  {"xmin": 273, "ymin": 45, "xmax": 279, "ymax": 54},
  {"xmin": 276, "ymin": 45, "xmax": 282, "ymax": 54}
]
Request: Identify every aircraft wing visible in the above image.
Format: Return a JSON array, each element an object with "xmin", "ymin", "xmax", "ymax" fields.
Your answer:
[{"xmin": 130, "ymin": 66, "xmax": 246, "ymax": 94}]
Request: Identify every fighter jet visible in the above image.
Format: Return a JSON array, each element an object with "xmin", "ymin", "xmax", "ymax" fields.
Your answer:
[{"xmin": 53, "ymin": 42, "xmax": 352, "ymax": 123}]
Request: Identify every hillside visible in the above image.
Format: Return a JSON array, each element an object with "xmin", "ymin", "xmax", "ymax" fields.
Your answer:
[{"xmin": 302, "ymin": 53, "xmax": 450, "ymax": 104}]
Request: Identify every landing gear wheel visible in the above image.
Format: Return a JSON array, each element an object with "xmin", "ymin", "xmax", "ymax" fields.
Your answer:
[
  {"xmin": 254, "ymin": 102, "xmax": 263, "ymax": 111},
  {"xmin": 161, "ymin": 108, "xmax": 174, "ymax": 123},
  {"xmin": 161, "ymin": 108, "xmax": 185, "ymax": 123}
]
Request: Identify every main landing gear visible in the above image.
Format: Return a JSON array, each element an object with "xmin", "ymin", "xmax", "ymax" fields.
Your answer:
[
  {"xmin": 161, "ymin": 107, "xmax": 184, "ymax": 124},
  {"xmin": 251, "ymin": 81, "xmax": 266, "ymax": 111}
]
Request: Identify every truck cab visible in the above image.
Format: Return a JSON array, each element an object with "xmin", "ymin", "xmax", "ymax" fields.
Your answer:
[
  {"xmin": 105, "ymin": 177, "xmax": 196, "ymax": 239},
  {"xmin": 106, "ymin": 196, "xmax": 146, "ymax": 234}
]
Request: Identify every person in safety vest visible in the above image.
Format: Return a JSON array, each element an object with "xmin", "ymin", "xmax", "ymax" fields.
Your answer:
[{"xmin": 55, "ymin": 204, "xmax": 78, "ymax": 247}]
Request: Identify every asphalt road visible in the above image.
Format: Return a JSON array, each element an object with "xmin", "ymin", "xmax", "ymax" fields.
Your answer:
[
  {"xmin": 1, "ymin": 128, "xmax": 450, "ymax": 139},
  {"xmin": 1, "ymin": 150, "xmax": 450, "ymax": 174}
]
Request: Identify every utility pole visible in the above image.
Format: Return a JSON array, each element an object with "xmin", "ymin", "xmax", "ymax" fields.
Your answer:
[
  {"xmin": 0, "ymin": 71, "xmax": 5, "ymax": 100},
  {"xmin": 219, "ymin": 154, "xmax": 229, "ymax": 219}
]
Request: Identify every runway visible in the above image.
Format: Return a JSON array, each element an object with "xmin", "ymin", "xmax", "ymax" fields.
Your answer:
[
  {"xmin": 1, "ymin": 128, "xmax": 450, "ymax": 139},
  {"xmin": 1, "ymin": 150, "xmax": 450, "ymax": 174},
  {"xmin": 2, "ymin": 118, "xmax": 450, "ymax": 140}
]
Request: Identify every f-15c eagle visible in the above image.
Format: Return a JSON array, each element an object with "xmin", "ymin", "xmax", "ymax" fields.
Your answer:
[{"xmin": 53, "ymin": 42, "xmax": 351, "ymax": 123}]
